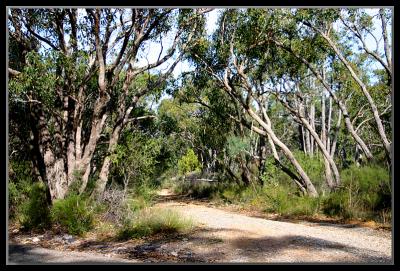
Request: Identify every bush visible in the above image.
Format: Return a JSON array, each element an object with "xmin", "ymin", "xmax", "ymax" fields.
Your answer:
[
  {"xmin": 220, "ymin": 185, "xmax": 245, "ymax": 203},
  {"xmin": 9, "ymin": 181, "xmax": 20, "ymax": 219},
  {"xmin": 322, "ymin": 165, "xmax": 391, "ymax": 222},
  {"xmin": 187, "ymin": 182, "xmax": 218, "ymax": 198},
  {"xmin": 18, "ymin": 181, "xmax": 51, "ymax": 230},
  {"xmin": 260, "ymin": 183, "xmax": 320, "ymax": 216},
  {"xmin": 117, "ymin": 208, "xmax": 194, "ymax": 240},
  {"xmin": 9, "ymin": 160, "xmax": 36, "ymax": 221},
  {"xmin": 128, "ymin": 184, "xmax": 157, "ymax": 212},
  {"xmin": 177, "ymin": 149, "xmax": 202, "ymax": 175},
  {"xmin": 51, "ymin": 194, "xmax": 94, "ymax": 235}
]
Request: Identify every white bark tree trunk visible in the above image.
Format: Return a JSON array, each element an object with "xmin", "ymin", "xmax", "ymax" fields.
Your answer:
[
  {"xmin": 317, "ymin": 29, "xmax": 391, "ymax": 159},
  {"xmin": 247, "ymin": 107, "xmax": 318, "ymax": 197}
]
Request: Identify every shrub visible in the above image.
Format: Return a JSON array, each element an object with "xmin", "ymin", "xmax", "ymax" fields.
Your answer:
[
  {"xmin": 117, "ymin": 208, "xmax": 194, "ymax": 240},
  {"xmin": 187, "ymin": 182, "xmax": 218, "ymax": 198},
  {"xmin": 18, "ymin": 181, "xmax": 51, "ymax": 230},
  {"xmin": 247, "ymin": 183, "xmax": 320, "ymax": 217},
  {"xmin": 220, "ymin": 185, "xmax": 244, "ymax": 203},
  {"xmin": 9, "ymin": 160, "xmax": 36, "ymax": 221},
  {"xmin": 177, "ymin": 149, "xmax": 202, "ymax": 175},
  {"xmin": 321, "ymin": 191, "xmax": 352, "ymax": 219},
  {"xmin": 128, "ymin": 184, "xmax": 157, "ymax": 212},
  {"xmin": 322, "ymin": 165, "xmax": 391, "ymax": 222},
  {"xmin": 51, "ymin": 194, "xmax": 94, "ymax": 235},
  {"xmin": 8, "ymin": 181, "xmax": 19, "ymax": 219},
  {"xmin": 261, "ymin": 157, "xmax": 287, "ymax": 185}
]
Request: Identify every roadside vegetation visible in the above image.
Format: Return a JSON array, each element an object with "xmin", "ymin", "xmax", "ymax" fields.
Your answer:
[{"xmin": 8, "ymin": 8, "xmax": 392, "ymax": 240}]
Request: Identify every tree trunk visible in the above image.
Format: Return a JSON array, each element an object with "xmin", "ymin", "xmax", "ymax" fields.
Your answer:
[
  {"xmin": 298, "ymin": 113, "xmax": 341, "ymax": 187},
  {"xmin": 318, "ymin": 30, "xmax": 391, "ymax": 160},
  {"xmin": 327, "ymin": 96, "xmax": 332, "ymax": 149},
  {"xmin": 94, "ymin": 125, "xmax": 122, "ymax": 198},
  {"xmin": 310, "ymin": 102, "xmax": 315, "ymax": 156},
  {"xmin": 330, "ymin": 109, "xmax": 342, "ymax": 157},
  {"xmin": 34, "ymin": 106, "xmax": 69, "ymax": 201},
  {"xmin": 94, "ymin": 104, "xmax": 135, "ymax": 197},
  {"xmin": 247, "ymin": 107, "xmax": 318, "ymax": 197},
  {"xmin": 78, "ymin": 97, "xmax": 109, "ymax": 189},
  {"xmin": 273, "ymin": 39, "xmax": 373, "ymax": 160},
  {"xmin": 305, "ymin": 98, "xmax": 311, "ymax": 155},
  {"xmin": 258, "ymin": 132, "xmax": 267, "ymax": 178},
  {"xmin": 321, "ymin": 93, "xmax": 335, "ymax": 189}
]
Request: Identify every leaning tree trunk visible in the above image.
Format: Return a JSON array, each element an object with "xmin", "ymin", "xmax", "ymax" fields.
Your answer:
[
  {"xmin": 304, "ymin": 98, "xmax": 311, "ymax": 155},
  {"xmin": 298, "ymin": 112, "xmax": 341, "ymax": 188},
  {"xmin": 261, "ymin": 101, "xmax": 308, "ymax": 194},
  {"xmin": 317, "ymin": 29, "xmax": 391, "ymax": 161},
  {"xmin": 330, "ymin": 109, "xmax": 342, "ymax": 158},
  {"xmin": 278, "ymin": 94, "xmax": 341, "ymax": 188},
  {"xmin": 273, "ymin": 39, "xmax": 374, "ymax": 161},
  {"xmin": 247, "ymin": 107, "xmax": 318, "ymax": 197}
]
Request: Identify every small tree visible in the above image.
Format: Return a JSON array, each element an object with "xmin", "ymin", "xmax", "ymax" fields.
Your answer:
[{"xmin": 178, "ymin": 149, "xmax": 202, "ymax": 175}]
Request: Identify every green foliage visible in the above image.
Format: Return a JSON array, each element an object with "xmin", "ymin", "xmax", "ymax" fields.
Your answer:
[
  {"xmin": 9, "ymin": 160, "xmax": 51, "ymax": 228},
  {"xmin": 50, "ymin": 194, "xmax": 94, "ymax": 236},
  {"xmin": 322, "ymin": 165, "xmax": 391, "ymax": 221},
  {"xmin": 117, "ymin": 208, "xmax": 194, "ymax": 240},
  {"xmin": 220, "ymin": 185, "xmax": 245, "ymax": 203},
  {"xmin": 295, "ymin": 151, "xmax": 326, "ymax": 189},
  {"xmin": 261, "ymin": 157, "xmax": 288, "ymax": 185},
  {"xmin": 226, "ymin": 136, "xmax": 251, "ymax": 158},
  {"xmin": 9, "ymin": 161, "xmax": 32, "ymax": 219},
  {"xmin": 177, "ymin": 148, "xmax": 202, "ymax": 175},
  {"xmin": 66, "ymin": 170, "xmax": 84, "ymax": 197},
  {"xmin": 262, "ymin": 152, "xmax": 326, "ymax": 190},
  {"xmin": 185, "ymin": 182, "xmax": 219, "ymax": 199},
  {"xmin": 8, "ymin": 181, "xmax": 19, "ymax": 217},
  {"xmin": 9, "ymin": 51, "xmax": 58, "ymax": 106},
  {"xmin": 262, "ymin": 184, "xmax": 321, "ymax": 216},
  {"xmin": 18, "ymin": 182, "xmax": 51, "ymax": 230},
  {"xmin": 111, "ymin": 130, "xmax": 162, "ymax": 189},
  {"xmin": 127, "ymin": 184, "xmax": 158, "ymax": 212}
]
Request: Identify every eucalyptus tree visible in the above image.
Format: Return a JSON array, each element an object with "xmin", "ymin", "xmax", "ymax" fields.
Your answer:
[
  {"xmin": 294, "ymin": 8, "xmax": 392, "ymax": 162},
  {"xmin": 8, "ymin": 8, "xmax": 210, "ymax": 201},
  {"xmin": 185, "ymin": 9, "xmax": 321, "ymax": 196},
  {"xmin": 172, "ymin": 75, "xmax": 260, "ymax": 184}
]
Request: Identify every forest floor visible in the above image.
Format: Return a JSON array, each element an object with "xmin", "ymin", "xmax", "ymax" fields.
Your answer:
[{"xmin": 8, "ymin": 188, "xmax": 392, "ymax": 264}]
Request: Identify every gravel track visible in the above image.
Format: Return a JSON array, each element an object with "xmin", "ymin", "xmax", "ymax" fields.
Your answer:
[
  {"xmin": 8, "ymin": 243, "xmax": 138, "ymax": 264},
  {"xmin": 8, "ymin": 189, "xmax": 392, "ymax": 264},
  {"xmin": 155, "ymin": 190, "xmax": 392, "ymax": 263}
]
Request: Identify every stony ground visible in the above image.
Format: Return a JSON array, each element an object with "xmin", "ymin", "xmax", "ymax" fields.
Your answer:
[{"xmin": 8, "ymin": 188, "xmax": 392, "ymax": 264}]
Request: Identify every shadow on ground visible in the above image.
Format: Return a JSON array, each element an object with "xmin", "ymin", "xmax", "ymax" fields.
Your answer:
[
  {"xmin": 8, "ymin": 244, "xmax": 134, "ymax": 264},
  {"xmin": 190, "ymin": 227, "xmax": 392, "ymax": 263}
]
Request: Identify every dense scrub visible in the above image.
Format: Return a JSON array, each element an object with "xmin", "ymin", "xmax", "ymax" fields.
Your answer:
[{"xmin": 169, "ymin": 164, "xmax": 391, "ymax": 224}]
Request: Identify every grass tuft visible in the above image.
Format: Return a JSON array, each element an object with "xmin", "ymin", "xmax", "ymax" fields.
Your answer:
[{"xmin": 117, "ymin": 208, "xmax": 194, "ymax": 240}]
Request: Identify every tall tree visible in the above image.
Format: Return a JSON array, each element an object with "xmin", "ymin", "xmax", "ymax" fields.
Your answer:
[{"xmin": 8, "ymin": 8, "xmax": 209, "ymax": 201}]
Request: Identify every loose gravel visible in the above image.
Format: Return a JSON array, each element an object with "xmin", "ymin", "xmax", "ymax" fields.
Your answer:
[
  {"xmin": 8, "ymin": 189, "xmax": 392, "ymax": 264},
  {"xmin": 155, "ymin": 199, "xmax": 392, "ymax": 263}
]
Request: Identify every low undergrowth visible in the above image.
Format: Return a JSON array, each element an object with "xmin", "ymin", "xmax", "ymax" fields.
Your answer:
[
  {"xmin": 168, "ymin": 164, "xmax": 391, "ymax": 225},
  {"xmin": 117, "ymin": 208, "xmax": 194, "ymax": 240}
]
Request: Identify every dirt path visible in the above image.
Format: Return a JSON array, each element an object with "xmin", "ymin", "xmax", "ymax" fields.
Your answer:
[
  {"xmin": 8, "ymin": 188, "xmax": 392, "ymax": 264},
  {"xmin": 153, "ymin": 189, "xmax": 392, "ymax": 263}
]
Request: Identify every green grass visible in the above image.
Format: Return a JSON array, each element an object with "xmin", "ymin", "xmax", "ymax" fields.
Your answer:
[
  {"xmin": 168, "ymin": 163, "xmax": 391, "ymax": 224},
  {"xmin": 50, "ymin": 194, "xmax": 94, "ymax": 236},
  {"xmin": 117, "ymin": 208, "xmax": 194, "ymax": 240}
]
